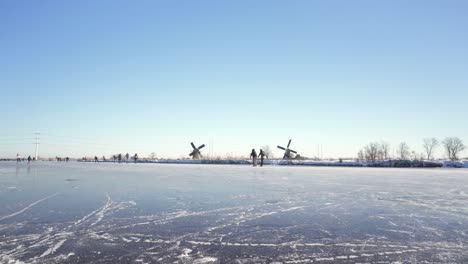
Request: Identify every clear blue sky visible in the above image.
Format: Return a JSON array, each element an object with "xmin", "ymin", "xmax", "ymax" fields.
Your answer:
[{"xmin": 1, "ymin": 0, "xmax": 467, "ymax": 159}]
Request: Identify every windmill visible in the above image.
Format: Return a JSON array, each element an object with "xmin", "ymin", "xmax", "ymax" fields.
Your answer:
[
  {"xmin": 277, "ymin": 139, "xmax": 298, "ymax": 159},
  {"xmin": 189, "ymin": 142, "xmax": 205, "ymax": 160}
]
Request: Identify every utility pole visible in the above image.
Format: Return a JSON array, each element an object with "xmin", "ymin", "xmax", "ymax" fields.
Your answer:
[{"xmin": 34, "ymin": 131, "xmax": 40, "ymax": 160}]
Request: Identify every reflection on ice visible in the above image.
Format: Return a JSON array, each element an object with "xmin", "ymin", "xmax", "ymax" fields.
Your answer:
[{"xmin": 0, "ymin": 162, "xmax": 467, "ymax": 263}]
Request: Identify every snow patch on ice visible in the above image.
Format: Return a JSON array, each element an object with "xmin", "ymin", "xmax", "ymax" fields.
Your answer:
[
  {"xmin": 40, "ymin": 239, "xmax": 66, "ymax": 257},
  {"xmin": 193, "ymin": 257, "xmax": 217, "ymax": 263},
  {"xmin": 0, "ymin": 256, "xmax": 26, "ymax": 264},
  {"xmin": 178, "ymin": 248, "xmax": 192, "ymax": 259}
]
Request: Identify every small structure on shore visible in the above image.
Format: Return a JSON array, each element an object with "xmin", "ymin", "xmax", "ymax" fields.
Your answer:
[
  {"xmin": 189, "ymin": 142, "xmax": 205, "ymax": 160},
  {"xmin": 277, "ymin": 139, "xmax": 298, "ymax": 159}
]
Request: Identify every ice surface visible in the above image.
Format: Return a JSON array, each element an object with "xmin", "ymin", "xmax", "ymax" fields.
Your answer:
[{"xmin": 0, "ymin": 162, "xmax": 467, "ymax": 263}]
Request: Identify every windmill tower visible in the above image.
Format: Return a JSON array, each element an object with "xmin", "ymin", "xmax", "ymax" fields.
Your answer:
[
  {"xmin": 277, "ymin": 139, "xmax": 298, "ymax": 159},
  {"xmin": 189, "ymin": 142, "xmax": 206, "ymax": 160}
]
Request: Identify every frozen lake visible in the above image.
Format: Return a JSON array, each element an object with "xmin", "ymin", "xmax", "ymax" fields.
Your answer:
[{"xmin": 1, "ymin": 162, "xmax": 467, "ymax": 263}]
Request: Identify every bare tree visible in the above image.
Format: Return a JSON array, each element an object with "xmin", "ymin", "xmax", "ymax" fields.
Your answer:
[
  {"xmin": 262, "ymin": 145, "xmax": 273, "ymax": 159},
  {"xmin": 149, "ymin": 152, "xmax": 157, "ymax": 159},
  {"xmin": 364, "ymin": 142, "xmax": 379, "ymax": 162},
  {"xmin": 380, "ymin": 141, "xmax": 390, "ymax": 160},
  {"xmin": 418, "ymin": 152, "xmax": 426, "ymax": 161},
  {"xmin": 377, "ymin": 148, "xmax": 384, "ymax": 161},
  {"xmin": 357, "ymin": 150, "xmax": 364, "ymax": 162},
  {"xmin": 423, "ymin": 138, "xmax": 439, "ymax": 160},
  {"xmin": 397, "ymin": 142, "xmax": 410, "ymax": 160},
  {"xmin": 359, "ymin": 142, "xmax": 389, "ymax": 162},
  {"xmin": 442, "ymin": 137, "xmax": 466, "ymax": 161}
]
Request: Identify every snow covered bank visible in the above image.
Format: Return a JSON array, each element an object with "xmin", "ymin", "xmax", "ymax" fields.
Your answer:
[{"xmin": 74, "ymin": 159, "xmax": 468, "ymax": 168}]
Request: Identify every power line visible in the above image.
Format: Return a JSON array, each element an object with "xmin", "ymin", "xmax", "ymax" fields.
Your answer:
[
  {"xmin": 40, "ymin": 133, "xmax": 140, "ymax": 149},
  {"xmin": 0, "ymin": 142, "xmax": 32, "ymax": 145},
  {"xmin": 0, "ymin": 131, "xmax": 145, "ymax": 157},
  {"xmin": 0, "ymin": 137, "xmax": 31, "ymax": 141},
  {"xmin": 0, "ymin": 138, "xmax": 34, "ymax": 142},
  {"xmin": 40, "ymin": 142, "xmax": 129, "ymax": 151}
]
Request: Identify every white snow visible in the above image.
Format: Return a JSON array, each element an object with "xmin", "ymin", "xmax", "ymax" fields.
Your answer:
[{"xmin": 193, "ymin": 257, "xmax": 218, "ymax": 263}]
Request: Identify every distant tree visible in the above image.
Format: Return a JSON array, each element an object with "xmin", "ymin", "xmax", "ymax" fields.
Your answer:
[
  {"xmin": 397, "ymin": 142, "xmax": 410, "ymax": 160},
  {"xmin": 379, "ymin": 141, "xmax": 390, "ymax": 160},
  {"xmin": 377, "ymin": 149, "xmax": 384, "ymax": 161},
  {"xmin": 423, "ymin": 138, "xmax": 439, "ymax": 160},
  {"xmin": 149, "ymin": 152, "xmax": 157, "ymax": 159},
  {"xmin": 262, "ymin": 145, "xmax": 273, "ymax": 159},
  {"xmin": 357, "ymin": 150, "xmax": 364, "ymax": 162},
  {"xmin": 364, "ymin": 142, "xmax": 379, "ymax": 162},
  {"xmin": 224, "ymin": 152, "xmax": 238, "ymax": 159},
  {"xmin": 419, "ymin": 152, "xmax": 426, "ymax": 161},
  {"xmin": 442, "ymin": 137, "xmax": 466, "ymax": 161}
]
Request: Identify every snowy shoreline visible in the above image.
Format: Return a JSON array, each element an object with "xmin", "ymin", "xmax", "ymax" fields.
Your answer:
[{"xmin": 74, "ymin": 159, "xmax": 468, "ymax": 168}]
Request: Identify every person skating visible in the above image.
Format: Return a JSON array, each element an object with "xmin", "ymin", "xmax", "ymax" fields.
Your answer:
[
  {"xmin": 16, "ymin": 153, "xmax": 21, "ymax": 163},
  {"xmin": 250, "ymin": 149, "xmax": 257, "ymax": 167},
  {"xmin": 27, "ymin": 156, "xmax": 32, "ymax": 163},
  {"xmin": 118, "ymin": 153, "xmax": 122, "ymax": 163},
  {"xmin": 258, "ymin": 149, "xmax": 268, "ymax": 167},
  {"xmin": 133, "ymin": 153, "xmax": 138, "ymax": 163},
  {"xmin": 125, "ymin": 153, "xmax": 130, "ymax": 163}
]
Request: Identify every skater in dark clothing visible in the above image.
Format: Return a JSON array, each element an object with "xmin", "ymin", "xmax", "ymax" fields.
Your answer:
[
  {"xmin": 27, "ymin": 156, "xmax": 32, "ymax": 163},
  {"xmin": 250, "ymin": 149, "xmax": 257, "ymax": 167},
  {"xmin": 16, "ymin": 153, "xmax": 21, "ymax": 163},
  {"xmin": 94, "ymin": 156, "xmax": 99, "ymax": 162},
  {"xmin": 125, "ymin": 153, "xmax": 130, "ymax": 163},
  {"xmin": 258, "ymin": 149, "xmax": 268, "ymax": 167},
  {"xmin": 133, "ymin": 153, "xmax": 138, "ymax": 163},
  {"xmin": 118, "ymin": 153, "xmax": 122, "ymax": 163}
]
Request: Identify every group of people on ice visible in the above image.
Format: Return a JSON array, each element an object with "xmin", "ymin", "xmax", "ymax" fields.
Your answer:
[
  {"xmin": 55, "ymin": 156, "xmax": 70, "ymax": 162},
  {"xmin": 250, "ymin": 149, "xmax": 268, "ymax": 167},
  {"xmin": 16, "ymin": 153, "xmax": 33, "ymax": 163},
  {"xmin": 106, "ymin": 153, "xmax": 138, "ymax": 163}
]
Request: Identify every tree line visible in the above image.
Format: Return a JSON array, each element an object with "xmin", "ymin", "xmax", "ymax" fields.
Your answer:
[{"xmin": 357, "ymin": 137, "xmax": 466, "ymax": 162}]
